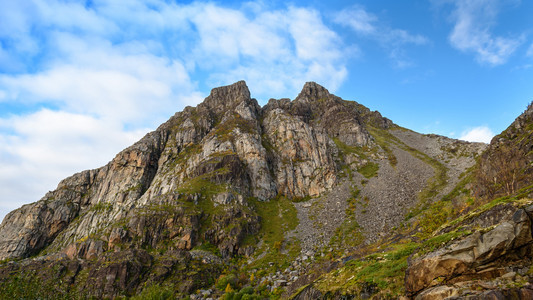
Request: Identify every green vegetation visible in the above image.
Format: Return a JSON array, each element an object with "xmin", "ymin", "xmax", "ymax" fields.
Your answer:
[
  {"xmin": 315, "ymin": 242, "xmax": 418, "ymax": 297},
  {"xmin": 193, "ymin": 241, "xmax": 221, "ymax": 256},
  {"xmin": 366, "ymin": 127, "xmax": 397, "ymax": 167},
  {"xmin": 291, "ymin": 195, "xmax": 312, "ymax": 203},
  {"xmin": 261, "ymin": 134, "xmax": 277, "ymax": 154},
  {"xmin": 332, "ymin": 137, "xmax": 380, "ymax": 179},
  {"xmin": 311, "ymin": 225, "xmax": 473, "ymax": 298},
  {"xmin": 216, "ymin": 273, "xmax": 239, "ymax": 290},
  {"xmin": 332, "ymin": 137, "xmax": 370, "ymax": 160},
  {"xmin": 131, "ymin": 284, "xmax": 173, "ymax": 300},
  {"xmin": 295, "ymin": 174, "xmax": 533, "ymax": 299},
  {"xmin": 329, "ymin": 218, "xmax": 363, "ymax": 254},
  {"xmin": 357, "ymin": 162, "xmax": 379, "ymax": 179},
  {"xmin": 204, "ymin": 196, "xmax": 302, "ymax": 299},
  {"xmin": 245, "ymin": 196, "xmax": 300, "ymax": 273},
  {"xmin": 0, "ymin": 271, "xmax": 85, "ymax": 300},
  {"xmin": 445, "ymin": 184, "xmax": 533, "ymax": 230},
  {"xmin": 209, "ymin": 113, "xmax": 256, "ymax": 142},
  {"xmin": 413, "ymin": 169, "xmax": 474, "ymax": 238},
  {"xmin": 160, "ymin": 142, "xmax": 202, "ymax": 176},
  {"xmin": 90, "ymin": 201, "xmax": 113, "ymax": 212},
  {"xmin": 124, "ymin": 183, "xmax": 143, "ymax": 193},
  {"xmin": 212, "ymin": 270, "xmax": 279, "ymax": 299},
  {"xmin": 417, "ymin": 170, "xmax": 533, "ymax": 239},
  {"xmin": 177, "ymin": 176, "xmax": 227, "ymax": 199},
  {"xmin": 417, "ymin": 230, "xmax": 471, "ymax": 254},
  {"xmin": 221, "ymin": 286, "xmax": 265, "ymax": 300}
]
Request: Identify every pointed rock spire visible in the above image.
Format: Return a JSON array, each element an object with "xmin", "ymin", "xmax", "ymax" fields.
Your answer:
[
  {"xmin": 203, "ymin": 80, "xmax": 252, "ymax": 113},
  {"xmin": 295, "ymin": 81, "xmax": 331, "ymax": 102}
]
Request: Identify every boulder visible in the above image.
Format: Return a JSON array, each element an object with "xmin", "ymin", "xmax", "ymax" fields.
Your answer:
[
  {"xmin": 406, "ymin": 208, "xmax": 533, "ymax": 296},
  {"xmin": 415, "ymin": 285, "xmax": 459, "ymax": 300}
]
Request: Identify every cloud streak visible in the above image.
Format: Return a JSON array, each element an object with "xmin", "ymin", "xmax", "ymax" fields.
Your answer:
[
  {"xmin": 447, "ymin": 0, "xmax": 523, "ymax": 66},
  {"xmin": 334, "ymin": 6, "xmax": 428, "ymax": 67}
]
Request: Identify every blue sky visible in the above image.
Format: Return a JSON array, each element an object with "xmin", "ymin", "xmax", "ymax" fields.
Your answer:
[{"xmin": 0, "ymin": 0, "xmax": 532, "ymax": 221}]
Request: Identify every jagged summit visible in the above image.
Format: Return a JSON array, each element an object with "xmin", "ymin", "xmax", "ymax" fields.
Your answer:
[
  {"xmin": 203, "ymin": 80, "xmax": 251, "ymax": 110},
  {"xmin": 210, "ymin": 80, "xmax": 250, "ymax": 98},
  {"xmin": 295, "ymin": 81, "xmax": 331, "ymax": 102}
]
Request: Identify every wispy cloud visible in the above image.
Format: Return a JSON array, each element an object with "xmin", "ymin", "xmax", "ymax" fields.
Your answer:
[
  {"xmin": 334, "ymin": 6, "xmax": 377, "ymax": 35},
  {"xmin": 446, "ymin": 0, "xmax": 523, "ymax": 66},
  {"xmin": 334, "ymin": 6, "xmax": 428, "ymax": 67},
  {"xmin": 459, "ymin": 126, "xmax": 495, "ymax": 143}
]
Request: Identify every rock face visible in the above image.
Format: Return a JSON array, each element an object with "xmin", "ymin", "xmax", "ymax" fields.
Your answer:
[
  {"xmin": 475, "ymin": 103, "xmax": 533, "ymax": 199},
  {"xmin": 406, "ymin": 203, "xmax": 533, "ymax": 299},
  {"xmin": 0, "ymin": 81, "xmax": 395, "ymax": 297}
]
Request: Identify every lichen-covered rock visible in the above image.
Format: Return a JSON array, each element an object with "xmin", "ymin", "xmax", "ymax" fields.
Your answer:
[
  {"xmin": 415, "ymin": 285, "xmax": 459, "ymax": 300},
  {"xmin": 0, "ymin": 170, "xmax": 90, "ymax": 259},
  {"xmin": 406, "ymin": 206, "xmax": 533, "ymax": 297},
  {"xmin": 262, "ymin": 107, "xmax": 337, "ymax": 197}
]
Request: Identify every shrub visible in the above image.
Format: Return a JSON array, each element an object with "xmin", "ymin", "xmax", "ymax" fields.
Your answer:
[
  {"xmin": 217, "ymin": 273, "xmax": 238, "ymax": 290},
  {"xmin": 131, "ymin": 284, "xmax": 173, "ymax": 300}
]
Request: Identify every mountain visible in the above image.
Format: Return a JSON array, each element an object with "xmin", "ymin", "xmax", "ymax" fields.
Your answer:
[{"xmin": 0, "ymin": 81, "xmax": 530, "ymax": 299}]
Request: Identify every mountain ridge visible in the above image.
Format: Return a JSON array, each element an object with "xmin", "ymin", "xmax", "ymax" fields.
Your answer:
[{"xmin": 0, "ymin": 81, "xmax": 530, "ymax": 299}]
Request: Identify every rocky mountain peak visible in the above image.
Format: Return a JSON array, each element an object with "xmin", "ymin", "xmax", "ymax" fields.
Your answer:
[
  {"xmin": 202, "ymin": 80, "xmax": 254, "ymax": 114},
  {"xmin": 295, "ymin": 81, "xmax": 331, "ymax": 102}
]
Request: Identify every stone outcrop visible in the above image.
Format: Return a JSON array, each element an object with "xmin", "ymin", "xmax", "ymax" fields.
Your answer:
[
  {"xmin": 475, "ymin": 102, "xmax": 533, "ymax": 199},
  {"xmin": 406, "ymin": 203, "xmax": 533, "ymax": 298}
]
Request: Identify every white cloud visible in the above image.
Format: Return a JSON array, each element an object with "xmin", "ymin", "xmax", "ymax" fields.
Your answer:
[
  {"xmin": 447, "ymin": 0, "xmax": 523, "ymax": 66},
  {"xmin": 0, "ymin": 109, "xmax": 148, "ymax": 222},
  {"xmin": 0, "ymin": 38, "xmax": 201, "ymax": 125},
  {"xmin": 335, "ymin": 6, "xmax": 377, "ymax": 35},
  {"xmin": 1, "ymin": 1, "xmax": 348, "ymax": 100},
  {"xmin": 188, "ymin": 5, "xmax": 348, "ymax": 98},
  {"xmin": 334, "ymin": 6, "xmax": 428, "ymax": 67},
  {"xmin": 459, "ymin": 126, "xmax": 495, "ymax": 143}
]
